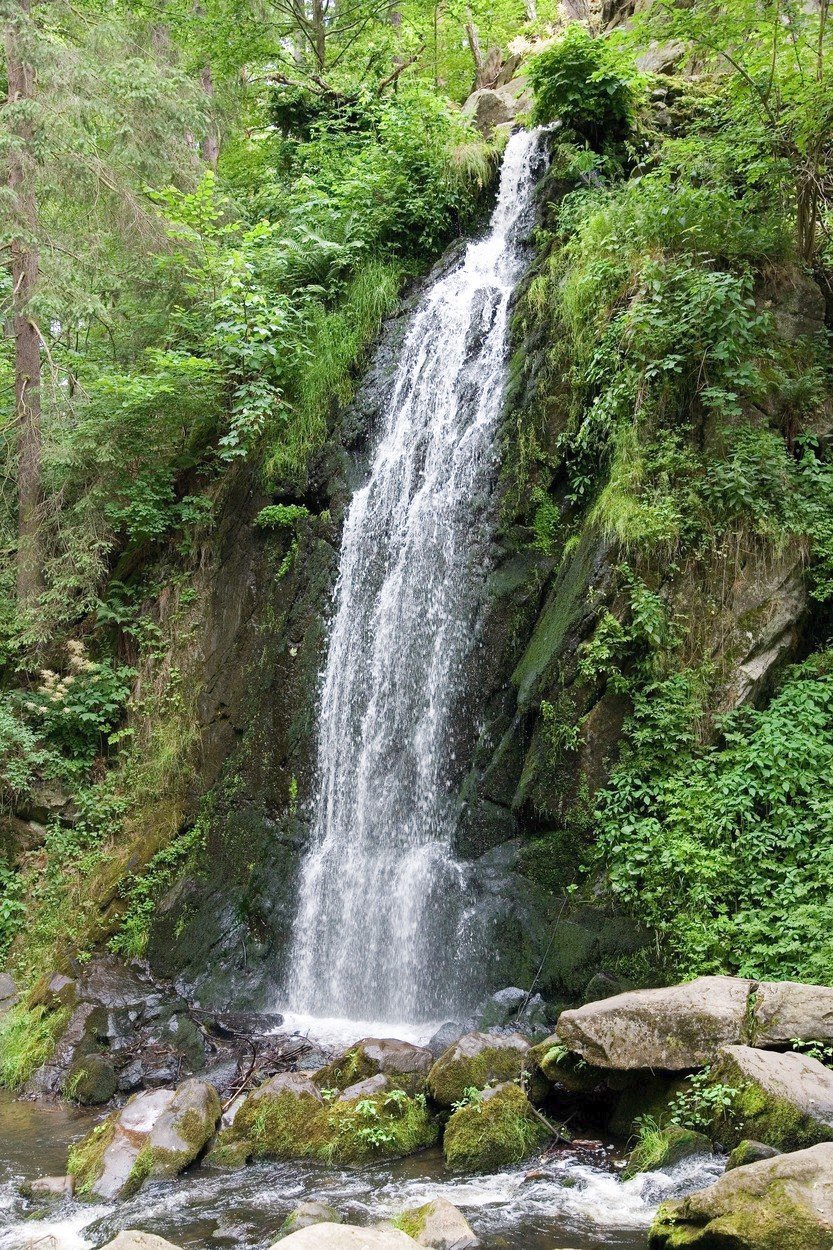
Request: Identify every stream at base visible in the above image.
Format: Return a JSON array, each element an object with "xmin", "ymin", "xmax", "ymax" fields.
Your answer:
[{"xmin": 0, "ymin": 1089, "xmax": 723, "ymax": 1250}]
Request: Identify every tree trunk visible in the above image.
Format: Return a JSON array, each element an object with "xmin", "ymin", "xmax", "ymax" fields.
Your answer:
[
  {"xmin": 311, "ymin": 0, "xmax": 326, "ymax": 69},
  {"xmin": 5, "ymin": 0, "xmax": 43, "ymax": 609},
  {"xmin": 200, "ymin": 64, "xmax": 220, "ymax": 167}
]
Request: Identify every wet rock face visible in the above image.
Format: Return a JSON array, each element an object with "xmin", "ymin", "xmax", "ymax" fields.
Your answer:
[
  {"xmin": 396, "ymin": 1197, "xmax": 480, "ymax": 1249},
  {"xmin": 649, "ymin": 1142, "xmax": 833, "ymax": 1250},
  {"xmin": 28, "ymin": 956, "xmax": 212, "ymax": 1101}
]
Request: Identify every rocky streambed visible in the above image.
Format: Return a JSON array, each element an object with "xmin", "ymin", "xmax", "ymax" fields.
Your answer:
[{"xmin": 3, "ymin": 968, "xmax": 833, "ymax": 1249}]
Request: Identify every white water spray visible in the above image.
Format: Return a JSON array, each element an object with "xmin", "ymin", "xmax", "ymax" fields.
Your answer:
[{"xmin": 286, "ymin": 128, "xmax": 547, "ymax": 1023}]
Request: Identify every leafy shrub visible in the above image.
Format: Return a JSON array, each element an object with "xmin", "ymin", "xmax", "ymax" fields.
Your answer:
[
  {"xmin": 529, "ymin": 26, "xmax": 634, "ymax": 145},
  {"xmin": 593, "ymin": 650, "xmax": 833, "ymax": 982},
  {"xmin": 25, "ymin": 641, "xmax": 134, "ymax": 763}
]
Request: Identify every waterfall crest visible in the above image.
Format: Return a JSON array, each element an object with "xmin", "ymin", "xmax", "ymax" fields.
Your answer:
[{"xmin": 286, "ymin": 128, "xmax": 546, "ymax": 1024}]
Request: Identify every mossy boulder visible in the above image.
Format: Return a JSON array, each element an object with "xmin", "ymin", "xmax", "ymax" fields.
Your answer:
[
  {"xmin": 203, "ymin": 1132, "xmax": 252, "ymax": 1169},
  {"xmin": 527, "ymin": 1034, "xmax": 608, "ymax": 1098},
  {"xmin": 313, "ymin": 1038, "xmax": 433, "ymax": 1097},
  {"xmin": 231, "ymin": 1072, "xmax": 325, "ymax": 1160},
  {"xmin": 726, "ymin": 1140, "xmax": 781, "ymax": 1171},
  {"xmin": 393, "ymin": 1197, "xmax": 479, "ymax": 1248},
  {"xmin": 143, "ymin": 1078, "xmax": 221, "ymax": 1177},
  {"xmin": 227, "ymin": 1075, "xmax": 438, "ymax": 1165},
  {"xmin": 64, "ymin": 1053, "xmax": 117, "ymax": 1105},
  {"xmin": 624, "ymin": 1125, "xmax": 711, "ymax": 1178},
  {"xmin": 648, "ymin": 1142, "xmax": 833, "ymax": 1249},
  {"xmin": 442, "ymin": 1082, "xmax": 547, "ymax": 1173},
  {"xmin": 67, "ymin": 1080, "xmax": 220, "ymax": 1199},
  {"xmin": 427, "ymin": 1032, "xmax": 530, "ymax": 1107},
  {"xmin": 712, "ymin": 1045, "xmax": 833, "ymax": 1151},
  {"xmin": 276, "ymin": 1201, "xmax": 343, "ymax": 1239}
]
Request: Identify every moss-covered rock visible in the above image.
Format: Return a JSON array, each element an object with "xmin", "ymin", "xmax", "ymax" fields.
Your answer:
[
  {"xmin": 648, "ymin": 1142, "xmax": 833, "ymax": 1249},
  {"xmin": 526, "ymin": 1034, "xmax": 608, "ymax": 1098},
  {"xmin": 711, "ymin": 1045, "xmax": 833, "ymax": 1151},
  {"xmin": 313, "ymin": 1038, "xmax": 433, "ymax": 1097},
  {"xmin": 276, "ymin": 1201, "xmax": 343, "ymax": 1239},
  {"xmin": 318, "ymin": 1091, "xmax": 439, "ymax": 1165},
  {"xmin": 67, "ymin": 1080, "xmax": 220, "ymax": 1199},
  {"xmin": 232, "ymin": 1073, "xmax": 325, "ymax": 1160},
  {"xmin": 202, "ymin": 1132, "xmax": 252, "ymax": 1169},
  {"xmin": 624, "ymin": 1125, "xmax": 711, "ymax": 1178},
  {"xmin": 442, "ymin": 1082, "xmax": 547, "ymax": 1173},
  {"xmin": 226, "ymin": 1075, "xmax": 438, "ymax": 1165},
  {"xmin": 427, "ymin": 1032, "xmax": 530, "ymax": 1107},
  {"xmin": 64, "ymin": 1053, "xmax": 117, "ymax": 1105},
  {"xmin": 726, "ymin": 1140, "xmax": 781, "ymax": 1171},
  {"xmin": 392, "ymin": 1197, "xmax": 478, "ymax": 1248}
]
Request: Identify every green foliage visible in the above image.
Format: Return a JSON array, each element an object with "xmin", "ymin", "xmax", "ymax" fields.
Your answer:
[
  {"xmin": 529, "ymin": 25, "xmax": 635, "ymax": 145},
  {"xmin": 667, "ymin": 1068, "xmax": 738, "ymax": 1133},
  {"xmin": 593, "ymin": 651, "xmax": 833, "ymax": 982},
  {"xmin": 109, "ymin": 819, "xmax": 207, "ymax": 958},
  {"xmin": 253, "ymin": 505, "xmax": 311, "ymax": 529}
]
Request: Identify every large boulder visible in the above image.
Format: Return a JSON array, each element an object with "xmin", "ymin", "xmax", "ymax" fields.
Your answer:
[
  {"xmin": 753, "ymin": 980, "xmax": 833, "ymax": 1046},
  {"xmin": 228, "ymin": 1072, "xmax": 324, "ymax": 1160},
  {"xmin": 461, "ymin": 87, "xmax": 518, "ymax": 136},
  {"xmin": 649, "ymin": 1142, "xmax": 833, "ymax": 1249},
  {"xmin": 271, "ymin": 1226, "xmax": 420, "ymax": 1249},
  {"xmin": 443, "ymin": 1082, "xmax": 547, "ymax": 1173},
  {"xmin": 556, "ymin": 977, "xmax": 753, "ymax": 1070},
  {"xmin": 426, "ymin": 1032, "xmax": 530, "ymax": 1106},
  {"xmin": 713, "ymin": 1045, "xmax": 833, "ymax": 1151},
  {"xmin": 222, "ymin": 1074, "xmax": 438, "ymax": 1165},
  {"xmin": 394, "ymin": 1197, "xmax": 479, "ymax": 1248},
  {"xmin": 314, "ymin": 1038, "xmax": 433, "ymax": 1096},
  {"xmin": 67, "ymin": 1079, "xmax": 220, "ymax": 1199}
]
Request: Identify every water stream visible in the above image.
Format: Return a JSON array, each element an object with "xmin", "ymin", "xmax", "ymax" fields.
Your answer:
[
  {"xmin": 286, "ymin": 127, "xmax": 547, "ymax": 1025},
  {"xmin": 0, "ymin": 1091, "xmax": 724, "ymax": 1250}
]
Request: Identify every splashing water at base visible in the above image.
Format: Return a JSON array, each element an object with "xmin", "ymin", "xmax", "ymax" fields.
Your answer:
[{"xmin": 285, "ymin": 127, "xmax": 548, "ymax": 1025}]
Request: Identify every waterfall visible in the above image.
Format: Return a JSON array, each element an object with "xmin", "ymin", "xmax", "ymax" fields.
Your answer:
[{"xmin": 286, "ymin": 128, "xmax": 546, "ymax": 1025}]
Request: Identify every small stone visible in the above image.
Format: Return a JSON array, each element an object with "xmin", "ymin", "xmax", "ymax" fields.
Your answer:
[
  {"xmin": 20, "ymin": 1175, "xmax": 75, "ymax": 1199},
  {"xmin": 276, "ymin": 1201, "xmax": 343, "ymax": 1239},
  {"xmin": 726, "ymin": 1140, "xmax": 782, "ymax": 1171}
]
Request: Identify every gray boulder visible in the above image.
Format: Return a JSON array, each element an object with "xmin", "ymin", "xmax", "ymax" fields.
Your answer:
[
  {"xmin": 556, "ymin": 976, "xmax": 753, "ymax": 1069},
  {"xmin": 339, "ymin": 1074, "xmax": 390, "ymax": 1101},
  {"xmin": 461, "ymin": 88, "xmax": 518, "ymax": 136},
  {"xmin": 753, "ymin": 980, "xmax": 833, "ymax": 1046},
  {"xmin": 713, "ymin": 1045, "xmax": 833, "ymax": 1150},
  {"xmin": 20, "ymin": 1174, "xmax": 75, "ymax": 1199},
  {"xmin": 397, "ymin": 1197, "xmax": 480, "ymax": 1248},
  {"xmin": 427, "ymin": 1022, "xmax": 466, "ymax": 1058},
  {"xmin": 276, "ymin": 1201, "xmax": 343, "ymax": 1239},
  {"xmin": 635, "ymin": 39, "xmax": 686, "ymax": 74},
  {"xmin": 145, "ymin": 1077, "xmax": 221, "ymax": 1176},
  {"xmin": 271, "ymin": 1227, "xmax": 420, "ymax": 1249},
  {"xmin": 65, "ymin": 1052, "xmax": 117, "ymax": 1105},
  {"xmin": 649, "ymin": 1142, "xmax": 833, "ymax": 1249}
]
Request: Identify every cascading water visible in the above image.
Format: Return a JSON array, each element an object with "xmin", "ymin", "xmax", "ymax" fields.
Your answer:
[{"xmin": 286, "ymin": 127, "xmax": 547, "ymax": 1025}]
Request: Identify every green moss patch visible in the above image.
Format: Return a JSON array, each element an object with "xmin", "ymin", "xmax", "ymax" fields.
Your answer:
[
  {"xmin": 443, "ymin": 1083, "xmax": 548, "ymax": 1173},
  {"xmin": 427, "ymin": 1037, "xmax": 529, "ymax": 1107},
  {"xmin": 67, "ymin": 1116, "xmax": 118, "ymax": 1195},
  {"xmin": 625, "ymin": 1124, "xmax": 711, "ymax": 1179}
]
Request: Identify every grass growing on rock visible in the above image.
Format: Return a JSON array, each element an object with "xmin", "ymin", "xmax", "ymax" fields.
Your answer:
[
  {"xmin": 443, "ymin": 1083, "xmax": 547, "ymax": 1173},
  {"xmin": 0, "ymin": 1003, "xmax": 70, "ymax": 1090},
  {"xmin": 67, "ymin": 1116, "xmax": 118, "ymax": 1194}
]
